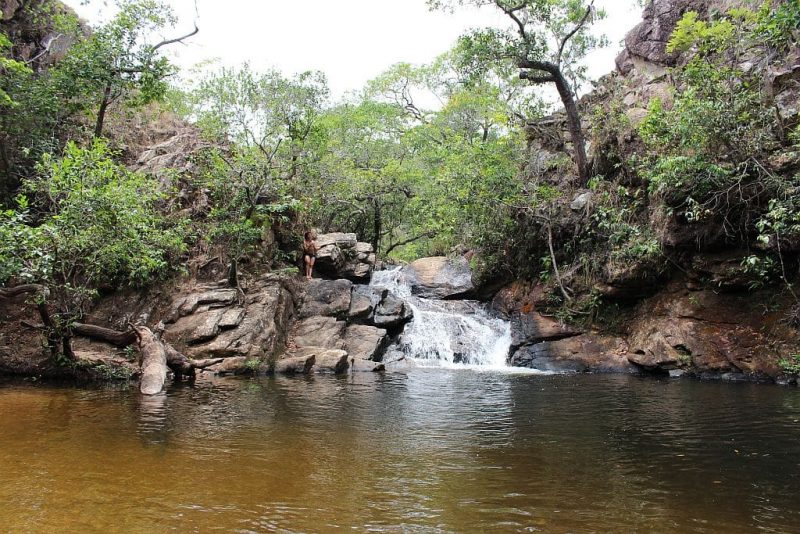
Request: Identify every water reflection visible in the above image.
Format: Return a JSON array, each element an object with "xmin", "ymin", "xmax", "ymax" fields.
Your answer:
[{"xmin": 0, "ymin": 374, "xmax": 799, "ymax": 532}]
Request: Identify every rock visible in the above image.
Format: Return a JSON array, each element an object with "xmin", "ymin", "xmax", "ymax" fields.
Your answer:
[
  {"xmin": 510, "ymin": 312, "xmax": 583, "ymax": 347},
  {"xmin": 314, "ymin": 233, "xmax": 375, "ymax": 282},
  {"xmin": 206, "ymin": 356, "xmax": 249, "ymax": 375},
  {"xmin": 287, "ymin": 347, "xmax": 350, "ymax": 373},
  {"xmin": 373, "ymin": 290, "xmax": 413, "ymax": 329},
  {"xmin": 273, "ymin": 354, "xmax": 316, "ymax": 375},
  {"xmin": 169, "ymin": 289, "xmax": 238, "ymax": 321},
  {"xmin": 510, "ymin": 334, "xmax": 637, "ymax": 373},
  {"xmin": 163, "ymin": 278, "xmax": 296, "ymax": 361},
  {"xmin": 299, "ymin": 279, "xmax": 353, "ymax": 319},
  {"xmin": 570, "ymin": 191, "xmax": 593, "ymax": 211},
  {"xmin": 344, "ymin": 325, "xmax": 387, "ymax": 361},
  {"xmin": 187, "ymin": 309, "xmax": 225, "ymax": 344},
  {"xmin": 350, "ymin": 358, "xmax": 385, "ymax": 372},
  {"xmin": 218, "ymin": 307, "xmax": 245, "ymax": 329},
  {"xmin": 616, "ymin": 0, "xmax": 707, "ymax": 68},
  {"xmin": 292, "ymin": 316, "xmax": 346, "ymax": 350},
  {"xmin": 404, "ymin": 256, "xmax": 475, "ymax": 299},
  {"xmin": 348, "ymin": 287, "xmax": 373, "ymax": 320}
]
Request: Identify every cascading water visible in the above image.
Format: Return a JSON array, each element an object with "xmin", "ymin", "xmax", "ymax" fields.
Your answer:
[{"xmin": 371, "ymin": 267, "xmax": 512, "ymax": 369}]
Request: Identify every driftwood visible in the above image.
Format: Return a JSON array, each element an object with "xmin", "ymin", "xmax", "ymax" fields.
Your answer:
[
  {"xmin": 72, "ymin": 323, "xmax": 137, "ymax": 347},
  {"xmin": 163, "ymin": 343, "xmax": 223, "ymax": 378},
  {"xmin": 133, "ymin": 325, "xmax": 167, "ymax": 395}
]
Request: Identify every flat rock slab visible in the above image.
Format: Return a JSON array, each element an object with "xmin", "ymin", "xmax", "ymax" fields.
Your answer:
[
  {"xmin": 293, "ymin": 316, "xmax": 346, "ymax": 350},
  {"xmin": 404, "ymin": 256, "xmax": 474, "ymax": 299}
]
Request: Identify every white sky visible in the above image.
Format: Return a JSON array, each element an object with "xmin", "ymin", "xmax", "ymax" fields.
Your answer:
[{"xmin": 62, "ymin": 0, "xmax": 644, "ymax": 99}]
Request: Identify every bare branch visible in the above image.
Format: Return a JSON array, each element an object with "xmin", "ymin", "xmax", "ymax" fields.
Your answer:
[{"xmin": 150, "ymin": 24, "xmax": 199, "ymax": 52}]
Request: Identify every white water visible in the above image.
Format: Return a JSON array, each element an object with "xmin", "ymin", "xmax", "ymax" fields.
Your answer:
[{"xmin": 370, "ymin": 268, "xmax": 513, "ymax": 370}]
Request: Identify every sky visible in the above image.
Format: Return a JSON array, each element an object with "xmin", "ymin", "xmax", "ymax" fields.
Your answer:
[{"xmin": 62, "ymin": 0, "xmax": 644, "ymax": 99}]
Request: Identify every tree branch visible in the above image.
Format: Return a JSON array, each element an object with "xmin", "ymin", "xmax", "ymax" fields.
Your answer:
[
  {"xmin": 385, "ymin": 230, "xmax": 436, "ymax": 255},
  {"xmin": 556, "ymin": 1, "xmax": 594, "ymax": 66},
  {"xmin": 520, "ymin": 72, "xmax": 556, "ymax": 84},
  {"xmin": 150, "ymin": 24, "xmax": 199, "ymax": 52}
]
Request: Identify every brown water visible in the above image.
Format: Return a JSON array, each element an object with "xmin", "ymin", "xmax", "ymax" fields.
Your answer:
[{"xmin": 1, "ymin": 371, "xmax": 800, "ymax": 533}]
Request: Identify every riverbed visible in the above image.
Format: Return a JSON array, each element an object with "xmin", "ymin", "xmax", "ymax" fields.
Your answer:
[{"xmin": 1, "ymin": 371, "xmax": 799, "ymax": 532}]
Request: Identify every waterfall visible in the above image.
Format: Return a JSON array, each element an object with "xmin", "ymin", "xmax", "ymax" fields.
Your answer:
[{"xmin": 370, "ymin": 268, "xmax": 512, "ymax": 369}]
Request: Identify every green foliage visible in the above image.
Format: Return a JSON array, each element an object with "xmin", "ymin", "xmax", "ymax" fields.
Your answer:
[
  {"xmin": 1, "ymin": 140, "xmax": 187, "ymax": 313},
  {"xmin": 0, "ymin": 33, "xmax": 33, "ymax": 108},
  {"xmin": 778, "ymin": 354, "xmax": 800, "ymax": 375}
]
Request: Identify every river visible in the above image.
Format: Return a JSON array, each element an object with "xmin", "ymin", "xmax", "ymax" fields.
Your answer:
[{"xmin": 1, "ymin": 371, "xmax": 799, "ymax": 532}]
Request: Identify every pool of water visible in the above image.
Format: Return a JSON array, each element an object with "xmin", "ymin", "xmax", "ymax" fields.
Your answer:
[{"xmin": 1, "ymin": 371, "xmax": 799, "ymax": 532}]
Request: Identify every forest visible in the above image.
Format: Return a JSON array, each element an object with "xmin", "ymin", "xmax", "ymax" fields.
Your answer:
[{"xmin": 1, "ymin": 0, "xmax": 799, "ymax": 375}]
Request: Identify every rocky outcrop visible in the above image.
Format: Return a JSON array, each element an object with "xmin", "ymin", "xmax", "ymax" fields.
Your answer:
[
  {"xmin": 159, "ymin": 274, "xmax": 299, "ymax": 373},
  {"xmin": 404, "ymin": 256, "xmax": 474, "ymax": 299},
  {"xmin": 626, "ymin": 285, "xmax": 794, "ymax": 378},
  {"xmin": 314, "ymin": 233, "xmax": 376, "ymax": 282},
  {"xmin": 510, "ymin": 335, "xmax": 637, "ymax": 374},
  {"xmin": 615, "ymin": 0, "xmax": 707, "ymax": 73}
]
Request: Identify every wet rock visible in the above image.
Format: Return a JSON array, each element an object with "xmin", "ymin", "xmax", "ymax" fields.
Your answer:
[
  {"xmin": 510, "ymin": 312, "xmax": 583, "ymax": 347},
  {"xmin": 350, "ymin": 358, "xmax": 385, "ymax": 372},
  {"xmin": 404, "ymin": 256, "xmax": 474, "ymax": 299},
  {"xmin": 373, "ymin": 290, "xmax": 413, "ymax": 329},
  {"xmin": 344, "ymin": 325, "xmax": 387, "ymax": 361},
  {"xmin": 206, "ymin": 356, "xmax": 249, "ymax": 375},
  {"xmin": 292, "ymin": 316, "xmax": 346, "ymax": 350},
  {"xmin": 299, "ymin": 279, "xmax": 353, "ymax": 319},
  {"xmin": 286, "ymin": 348, "xmax": 350, "ymax": 374},
  {"xmin": 273, "ymin": 354, "xmax": 316, "ymax": 375},
  {"xmin": 348, "ymin": 287, "xmax": 373, "ymax": 320},
  {"xmin": 510, "ymin": 335, "xmax": 637, "ymax": 373}
]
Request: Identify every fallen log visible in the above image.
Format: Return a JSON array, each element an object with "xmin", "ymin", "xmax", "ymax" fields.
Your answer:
[
  {"xmin": 72, "ymin": 323, "xmax": 137, "ymax": 347},
  {"xmin": 163, "ymin": 343, "xmax": 223, "ymax": 379},
  {"xmin": 133, "ymin": 325, "xmax": 167, "ymax": 395}
]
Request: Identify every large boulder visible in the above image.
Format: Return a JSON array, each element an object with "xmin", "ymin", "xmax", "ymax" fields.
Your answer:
[
  {"xmin": 372, "ymin": 290, "xmax": 413, "ymax": 329},
  {"xmin": 162, "ymin": 276, "xmax": 298, "ymax": 363},
  {"xmin": 314, "ymin": 233, "xmax": 376, "ymax": 282},
  {"xmin": 615, "ymin": 0, "xmax": 707, "ymax": 73},
  {"xmin": 299, "ymin": 279, "xmax": 353, "ymax": 319},
  {"xmin": 404, "ymin": 256, "xmax": 475, "ymax": 299},
  {"xmin": 344, "ymin": 325, "xmax": 387, "ymax": 361}
]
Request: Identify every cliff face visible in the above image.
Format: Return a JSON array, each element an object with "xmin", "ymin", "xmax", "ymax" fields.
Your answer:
[{"xmin": 501, "ymin": 0, "xmax": 800, "ymax": 382}]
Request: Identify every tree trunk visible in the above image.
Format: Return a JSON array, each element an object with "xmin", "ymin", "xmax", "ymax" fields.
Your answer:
[
  {"xmin": 518, "ymin": 60, "xmax": 589, "ymax": 186},
  {"xmin": 94, "ymin": 82, "xmax": 112, "ymax": 138},
  {"xmin": 552, "ymin": 72, "xmax": 589, "ymax": 186},
  {"xmin": 372, "ymin": 200, "xmax": 382, "ymax": 254},
  {"xmin": 133, "ymin": 325, "xmax": 167, "ymax": 395},
  {"xmin": 72, "ymin": 323, "xmax": 137, "ymax": 347},
  {"xmin": 228, "ymin": 258, "xmax": 238, "ymax": 288}
]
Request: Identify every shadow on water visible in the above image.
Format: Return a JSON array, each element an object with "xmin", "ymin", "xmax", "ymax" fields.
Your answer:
[{"xmin": 1, "ymin": 372, "xmax": 799, "ymax": 532}]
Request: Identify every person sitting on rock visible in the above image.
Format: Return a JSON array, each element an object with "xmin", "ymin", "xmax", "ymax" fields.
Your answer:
[{"xmin": 303, "ymin": 231, "xmax": 317, "ymax": 280}]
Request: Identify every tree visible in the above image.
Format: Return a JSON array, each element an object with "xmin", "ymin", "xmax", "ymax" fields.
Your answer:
[
  {"xmin": 0, "ymin": 140, "xmax": 187, "ymax": 361},
  {"xmin": 185, "ymin": 65, "xmax": 327, "ymax": 284},
  {"xmin": 55, "ymin": 0, "xmax": 197, "ymax": 138},
  {"xmin": 429, "ymin": 0, "xmax": 606, "ymax": 185}
]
